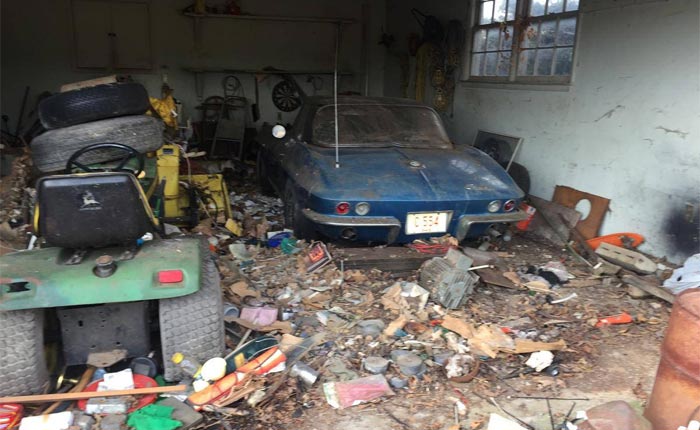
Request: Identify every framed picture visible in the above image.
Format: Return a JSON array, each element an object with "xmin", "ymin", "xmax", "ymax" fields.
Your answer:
[{"xmin": 472, "ymin": 130, "xmax": 523, "ymax": 172}]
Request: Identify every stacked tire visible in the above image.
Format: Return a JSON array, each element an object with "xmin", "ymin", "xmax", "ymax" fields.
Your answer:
[{"xmin": 32, "ymin": 83, "xmax": 163, "ymax": 173}]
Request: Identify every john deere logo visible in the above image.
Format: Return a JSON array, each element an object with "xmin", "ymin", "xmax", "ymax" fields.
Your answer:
[{"xmin": 79, "ymin": 191, "xmax": 102, "ymax": 210}]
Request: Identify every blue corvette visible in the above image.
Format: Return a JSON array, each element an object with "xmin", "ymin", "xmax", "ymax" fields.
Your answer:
[{"xmin": 257, "ymin": 96, "xmax": 527, "ymax": 244}]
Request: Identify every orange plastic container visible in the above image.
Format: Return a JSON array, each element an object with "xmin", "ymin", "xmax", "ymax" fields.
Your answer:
[
  {"xmin": 644, "ymin": 288, "xmax": 700, "ymax": 429},
  {"xmin": 516, "ymin": 202, "xmax": 536, "ymax": 231}
]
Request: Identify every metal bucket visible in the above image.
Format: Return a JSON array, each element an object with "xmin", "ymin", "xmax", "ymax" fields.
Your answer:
[{"xmin": 644, "ymin": 288, "xmax": 700, "ymax": 429}]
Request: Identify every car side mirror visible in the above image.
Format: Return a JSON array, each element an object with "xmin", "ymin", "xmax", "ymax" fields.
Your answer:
[{"xmin": 272, "ymin": 125, "xmax": 286, "ymax": 139}]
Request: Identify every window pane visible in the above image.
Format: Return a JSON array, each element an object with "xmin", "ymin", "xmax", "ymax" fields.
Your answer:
[
  {"xmin": 473, "ymin": 29, "xmax": 487, "ymax": 52},
  {"xmin": 486, "ymin": 27, "xmax": 500, "ymax": 51},
  {"xmin": 471, "ymin": 53, "xmax": 485, "ymax": 75},
  {"xmin": 554, "ymin": 47, "xmax": 573, "ymax": 75},
  {"xmin": 494, "ymin": 0, "xmax": 507, "ymax": 22},
  {"xmin": 485, "ymin": 52, "xmax": 498, "ymax": 75},
  {"xmin": 548, "ymin": 0, "xmax": 564, "ymax": 14},
  {"xmin": 480, "ymin": 1, "xmax": 494, "ymax": 24},
  {"xmin": 521, "ymin": 25, "xmax": 538, "ymax": 49},
  {"xmin": 497, "ymin": 52, "xmax": 511, "ymax": 76},
  {"xmin": 518, "ymin": 49, "xmax": 536, "ymax": 75},
  {"xmin": 500, "ymin": 26, "xmax": 513, "ymax": 50},
  {"xmin": 538, "ymin": 20, "xmax": 556, "ymax": 47},
  {"xmin": 565, "ymin": 0, "xmax": 580, "ymax": 11},
  {"xmin": 507, "ymin": 0, "xmax": 516, "ymax": 20},
  {"xmin": 535, "ymin": 48, "xmax": 554, "ymax": 75},
  {"xmin": 530, "ymin": 0, "xmax": 546, "ymax": 16},
  {"xmin": 556, "ymin": 17, "xmax": 576, "ymax": 45}
]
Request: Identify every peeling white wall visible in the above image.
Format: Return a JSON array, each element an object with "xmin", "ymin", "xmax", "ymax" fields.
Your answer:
[
  {"xmin": 1, "ymin": 0, "xmax": 386, "ymax": 127},
  {"xmin": 386, "ymin": 0, "xmax": 700, "ymax": 262}
]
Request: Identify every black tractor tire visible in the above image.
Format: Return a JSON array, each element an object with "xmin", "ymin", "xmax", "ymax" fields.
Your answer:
[
  {"xmin": 0, "ymin": 309, "xmax": 48, "ymax": 396},
  {"xmin": 39, "ymin": 83, "xmax": 150, "ymax": 130},
  {"xmin": 476, "ymin": 138, "xmax": 513, "ymax": 165},
  {"xmin": 504, "ymin": 161, "xmax": 531, "ymax": 195},
  {"xmin": 159, "ymin": 252, "xmax": 225, "ymax": 382},
  {"xmin": 31, "ymin": 115, "xmax": 164, "ymax": 173},
  {"xmin": 283, "ymin": 181, "xmax": 318, "ymax": 240},
  {"xmin": 256, "ymin": 150, "xmax": 275, "ymax": 196}
]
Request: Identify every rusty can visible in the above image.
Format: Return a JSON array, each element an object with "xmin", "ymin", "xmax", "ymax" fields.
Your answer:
[{"xmin": 644, "ymin": 288, "xmax": 700, "ymax": 429}]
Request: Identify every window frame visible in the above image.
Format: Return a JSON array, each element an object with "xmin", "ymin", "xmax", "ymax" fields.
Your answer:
[{"xmin": 464, "ymin": 0, "xmax": 580, "ymax": 85}]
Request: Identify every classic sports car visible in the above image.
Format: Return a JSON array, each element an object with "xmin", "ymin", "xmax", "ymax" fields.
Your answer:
[{"xmin": 257, "ymin": 96, "xmax": 527, "ymax": 244}]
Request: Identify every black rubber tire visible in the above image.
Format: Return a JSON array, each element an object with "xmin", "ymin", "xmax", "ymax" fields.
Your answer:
[
  {"xmin": 504, "ymin": 161, "xmax": 531, "ymax": 195},
  {"xmin": 39, "ymin": 83, "xmax": 150, "ymax": 130},
  {"xmin": 284, "ymin": 181, "xmax": 317, "ymax": 240},
  {"xmin": 256, "ymin": 150, "xmax": 275, "ymax": 196},
  {"xmin": 476, "ymin": 138, "xmax": 513, "ymax": 165},
  {"xmin": 31, "ymin": 115, "xmax": 164, "ymax": 173},
  {"xmin": 159, "ymin": 248, "xmax": 225, "ymax": 382},
  {"xmin": 0, "ymin": 309, "xmax": 48, "ymax": 396}
]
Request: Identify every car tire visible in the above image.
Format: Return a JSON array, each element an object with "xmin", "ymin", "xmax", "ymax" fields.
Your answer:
[
  {"xmin": 284, "ymin": 181, "xmax": 317, "ymax": 240},
  {"xmin": 256, "ymin": 150, "xmax": 275, "ymax": 196},
  {"xmin": 159, "ymin": 249, "xmax": 225, "ymax": 382},
  {"xmin": 0, "ymin": 309, "xmax": 48, "ymax": 396},
  {"xmin": 476, "ymin": 138, "xmax": 513, "ymax": 165},
  {"xmin": 39, "ymin": 83, "xmax": 150, "ymax": 130},
  {"xmin": 31, "ymin": 115, "xmax": 164, "ymax": 173},
  {"xmin": 503, "ymin": 161, "xmax": 531, "ymax": 195}
]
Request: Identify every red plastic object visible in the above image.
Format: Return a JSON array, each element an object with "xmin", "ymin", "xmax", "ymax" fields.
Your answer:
[
  {"xmin": 0, "ymin": 403, "xmax": 23, "ymax": 430},
  {"xmin": 515, "ymin": 202, "xmax": 536, "ymax": 231},
  {"xmin": 596, "ymin": 312, "xmax": 634, "ymax": 328},
  {"xmin": 158, "ymin": 270, "xmax": 183, "ymax": 283},
  {"xmin": 77, "ymin": 374, "xmax": 159, "ymax": 413},
  {"xmin": 586, "ymin": 233, "xmax": 644, "ymax": 250}
]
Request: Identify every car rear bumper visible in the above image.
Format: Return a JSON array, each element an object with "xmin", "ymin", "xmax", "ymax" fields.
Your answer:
[
  {"xmin": 302, "ymin": 209, "xmax": 402, "ymax": 243},
  {"xmin": 303, "ymin": 208, "xmax": 528, "ymax": 244},
  {"xmin": 454, "ymin": 210, "xmax": 529, "ymax": 241}
]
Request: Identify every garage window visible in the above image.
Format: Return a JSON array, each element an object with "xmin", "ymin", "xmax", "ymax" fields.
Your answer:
[{"xmin": 469, "ymin": 0, "xmax": 579, "ymax": 83}]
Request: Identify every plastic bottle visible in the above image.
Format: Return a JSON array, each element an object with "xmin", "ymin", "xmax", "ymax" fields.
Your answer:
[{"xmin": 171, "ymin": 353, "xmax": 201, "ymax": 378}]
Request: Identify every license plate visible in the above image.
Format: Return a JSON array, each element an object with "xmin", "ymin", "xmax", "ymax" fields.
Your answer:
[{"xmin": 406, "ymin": 212, "xmax": 452, "ymax": 235}]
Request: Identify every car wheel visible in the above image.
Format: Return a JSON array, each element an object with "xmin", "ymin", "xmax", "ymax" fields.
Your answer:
[
  {"xmin": 256, "ymin": 150, "xmax": 275, "ymax": 196},
  {"xmin": 283, "ymin": 181, "xmax": 317, "ymax": 240},
  {"xmin": 0, "ymin": 309, "xmax": 48, "ymax": 396},
  {"xmin": 159, "ymin": 247, "xmax": 225, "ymax": 382},
  {"xmin": 476, "ymin": 138, "xmax": 513, "ymax": 165},
  {"xmin": 503, "ymin": 161, "xmax": 531, "ymax": 195},
  {"xmin": 31, "ymin": 115, "xmax": 164, "ymax": 173},
  {"xmin": 39, "ymin": 83, "xmax": 150, "ymax": 130}
]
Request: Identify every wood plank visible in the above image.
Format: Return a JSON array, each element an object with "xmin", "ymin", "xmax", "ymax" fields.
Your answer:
[
  {"xmin": 0, "ymin": 385, "xmax": 187, "ymax": 404},
  {"xmin": 60, "ymin": 75, "xmax": 117, "ymax": 92},
  {"xmin": 621, "ymin": 273, "xmax": 675, "ymax": 303},
  {"xmin": 552, "ymin": 186, "xmax": 610, "ymax": 239},
  {"xmin": 335, "ymin": 246, "xmax": 444, "ymax": 272},
  {"xmin": 528, "ymin": 195, "xmax": 581, "ymax": 245},
  {"xmin": 476, "ymin": 267, "xmax": 520, "ymax": 290}
]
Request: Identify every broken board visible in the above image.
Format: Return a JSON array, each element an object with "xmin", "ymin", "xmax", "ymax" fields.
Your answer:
[
  {"xmin": 595, "ymin": 242, "xmax": 656, "ymax": 274},
  {"xmin": 528, "ymin": 195, "xmax": 581, "ymax": 245},
  {"xmin": 335, "ymin": 246, "xmax": 446, "ymax": 273},
  {"xmin": 553, "ymin": 185, "xmax": 610, "ymax": 239}
]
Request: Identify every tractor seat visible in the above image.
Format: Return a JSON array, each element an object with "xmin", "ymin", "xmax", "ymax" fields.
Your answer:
[{"xmin": 36, "ymin": 172, "xmax": 158, "ymax": 249}]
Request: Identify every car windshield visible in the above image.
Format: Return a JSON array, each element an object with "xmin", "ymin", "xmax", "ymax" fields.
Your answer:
[{"xmin": 312, "ymin": 104, "xmax": 452, "ymax": 149}]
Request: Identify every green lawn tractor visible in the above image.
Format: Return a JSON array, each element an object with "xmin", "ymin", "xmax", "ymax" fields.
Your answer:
[{"xmin": 0, "ymin": 143, "xmax": 225, "ymax": 396}]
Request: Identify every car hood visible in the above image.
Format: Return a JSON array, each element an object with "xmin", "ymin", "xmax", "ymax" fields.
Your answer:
[{"xmin": 301, "ymin": 145, "xmax": 523, "ymax": 201}]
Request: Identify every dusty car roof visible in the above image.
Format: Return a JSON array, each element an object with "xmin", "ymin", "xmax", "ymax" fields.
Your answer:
[{"xmin": 305, "ymin": 96, "xmax": 427, "ymax": 108}]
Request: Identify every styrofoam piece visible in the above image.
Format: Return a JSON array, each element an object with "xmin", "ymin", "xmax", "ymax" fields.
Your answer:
[
  {"xmin": 487, "ymin": 413, "xmax": 528, "ymax": 430},
  {"xmin": 20, "ymin": 411, "xmax": 73, "ymax": 430}
]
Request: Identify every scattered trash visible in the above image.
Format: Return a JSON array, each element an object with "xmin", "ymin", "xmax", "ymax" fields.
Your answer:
[
  {"xmin": 290, "ymin": 362, "xmax": 319, "ymax": 386},
  {"xmin": 364, "ymin": 356, "xmax": 390, "ymax": 374},
  {"xmin": 525, "ymin": 350, "xmax": 554, "ymax": 372},
  {"xmin": 303, "ymin": 242, "xmax": 332, "ymax": 273},
  {"xmin": 420, "ymin": 248, "xmax": 479, "ymax": 309},
  {"xmin": 663, "ymin": 253, "xmax": 700, "ymax": 294},
  {"xmin": 595, "ymin": 312, "xmax": 634, "ymax": 328},
  {"xmin": 19, "ymin": 411, "xmax": 73, "ymax": 430},
  {"xmin": 323, "ymin": 375, "xmax": 394, "ymax": 409},
  {"xmin": 487, "ymin": 413, "xmax": 529, "ymax": 430}
]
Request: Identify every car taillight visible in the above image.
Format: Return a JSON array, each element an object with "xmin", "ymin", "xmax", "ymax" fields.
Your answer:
[
  {"xmin": 158, "ymin": 270, "xmax": 183, "ymax": 283},
  {"xmin": 504, "ymin": 200, "xmax": 516, "ymax": 212},
  {"xmin": 487, "ymin": 200, "xmax": 501, "ymax": 213},
  {"xmin": 336, "ymin": 202, "xmax": 350, "ymax": 215}
]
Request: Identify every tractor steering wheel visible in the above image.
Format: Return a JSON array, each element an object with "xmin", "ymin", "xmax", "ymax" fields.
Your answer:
[{"xmin": 65, "ymin": 143, "xmax": 145, "ymax": 176}]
